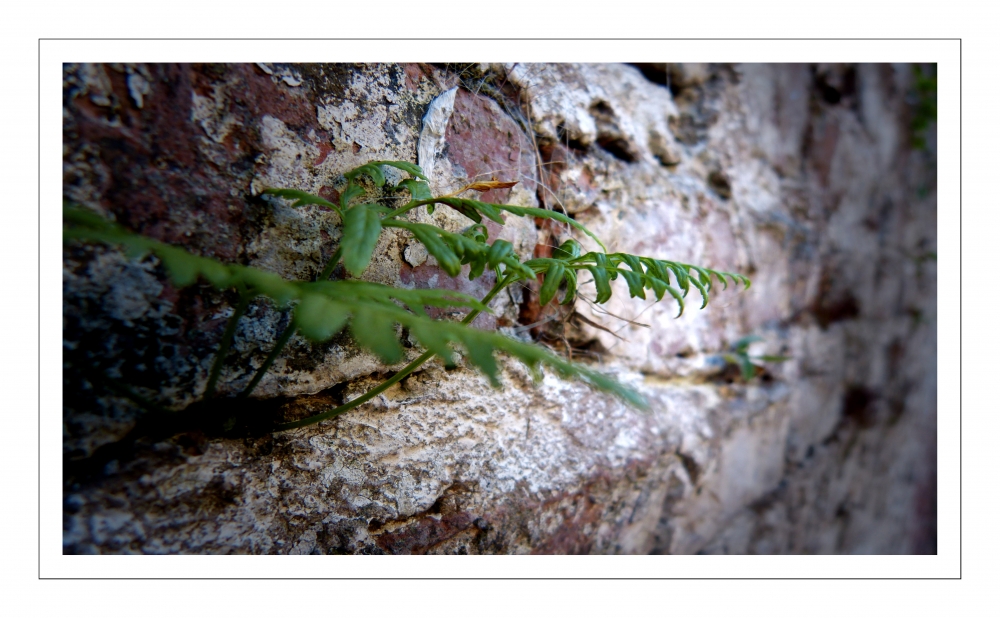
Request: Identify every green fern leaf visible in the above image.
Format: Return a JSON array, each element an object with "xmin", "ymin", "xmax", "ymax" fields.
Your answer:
[
  {"xmin": 63, "ymin": 203, "xmax": 117, "ymax": 231},
  {"xmin": 432, "ymin": 197, "xmax": 505, "ymax": 225},
  {"xmin": 295, "ymin": 294, "xmax": 350, "ymax": 342},
  {"xmin": 687, "ymin": 274, "xmax": 710, "ymax": 309},
  {"xmin": 586, "ymin": 264, "xmax": 613, "ymax": 304},
  {"xmin": 732, "ymin": 335, "xmax": 762, "ymax": 353},
  {"xmin": 339, "ymin": 183, "xmax": 365, "ymax": 209},
  {"xmin": 690, "ymin": 265, "xmax": 713, "ymax": 293},
  {"xmin": 552, "ymin": 238, "xmax": 582, "ymax": 261},
  {"xmin": 263, "ymin": 188, "xmax": 340, "ymax": 214},
  {"xmin": 502, "ymin": 255, "xmax": 537, "ymax": 280},
  {"xmin": 402, "ymin": 223, "xmax": 462, "ymax": 277},
  {"xmin": 640, "ymin": 258, "xmax": 667, "ymax": 283},
  {"xmin": 619, "ymin": 269, "xmax": 646, "ymax": 300},
  {"xmin": 666, "ymin": 262, "xmax": 690, "ymax": 296},
  {"xmin": 344, "ymin": 162, "xmax": 387, "ymax": 187},
  {"xmin": 467, "ymin": 255, "xmax": 488, "ymax": 281},
  {"xmin": 495, "ymin": 205, "xmax": 607, "ymax": 252},
  {"xmin": 345, "ymin": 161, "xmax": 428, "ymax": 187},
  {"xmin": 341, "ymin": 204, "xmax": 386, "ymax": 276},
  {"xmin": 463, "ymin": 224, "xmax": 489, "ymax": 244},
  {"xmin": 350, "ymin": 312, "xmax": 403, "ymax": 363},
  {"xmin": 708, "ymin": 269, "xmax": 729, "ymax": 290},
  {"xmin": 486, "ymin": 239, "xmax": 513, "ymax": 268},
  {"xmin": 458, "ymin": 332, "xmax": 501, "ymax": 386},
  {"xmin": 156, "ymin": 245, "xmax": 200, "ymax": 287},
  {"xmin": 646, "ymin": 276, "xmax": 668, "ymax": 302},
  {"xmin": 379, "ymin": 160, "xmax": 428, "ymax": 180},
  {"xmin": 239, "ymin": 268, "xmax": 299, "ymax": 307},
  {"xmin": 594, "ymin": 252, "xmax": 616, "ymax": 280},
  {"xmin": 357, "ymin": 301, "xmax": 647, "ymax": 407},
  {"xmin": 408, "ymin": 321, "xmax": 457, "ymax": 365},
  {"xmin": 66, "ymin": 175, "xmax": 757, "ymax": 421},
  {"xmin": 539, "ymin": 261, "xmax": 566, "ymax": 306},
  {"xmin": 725, "ymin": 272, "xmax": 744, "ymax": 289},
  {"xmin": 199, "ymin": 258, "xmax": 235, "ymax": 289},
  {"xmin": 561, "ymin": 268, "xmax": 578, "ymax": 305},
  {"xmin": 659, "ymin": 282, "xmax": 686, "ymax": 317},
  {"xmin": 619, "ymin": 253, "xmax": 644, "ymax": 276},
  {"xmin": 321, "ymin": 281, "xmax": 487, "ymax": 313},
  {"xmin": 65, "ymin": 211, "xmax": 651, "ymax": 408},
  {"xmin": 385, "ymin": 220, "xmax": 500, "ymax": 279},
  {"xmin": 394, "ymin": 178, "xmax": 432, "ymax": 201}
]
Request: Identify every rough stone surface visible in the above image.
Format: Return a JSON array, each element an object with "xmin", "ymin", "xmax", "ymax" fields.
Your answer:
[{"xmin": 63, "ymin": 63, "xmax": 936, "ymax": 554}]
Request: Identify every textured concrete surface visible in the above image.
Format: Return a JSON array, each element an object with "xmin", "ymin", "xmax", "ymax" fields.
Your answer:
[{"xmin": 63, "ymin": 63, "xmax": 936, "ymax": 554}]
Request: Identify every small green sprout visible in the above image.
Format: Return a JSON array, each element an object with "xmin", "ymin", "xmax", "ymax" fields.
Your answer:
[{"xmin": 722, "ymin": 335, "xmax": 789, "ymax": 381}]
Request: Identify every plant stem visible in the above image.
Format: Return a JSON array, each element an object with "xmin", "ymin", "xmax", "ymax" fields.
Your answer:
[
  {"xmin": 238, "ymin": 315, "xmax": 298, "ymax": 399},
  {"xmin": 204, "ymin": 288, "xmax": 254, "ymax": 399},
  {"xmin": 273, "ymin": 272, "xmax": 513, "ymax": 431},
  {"xmin": 317, "ymin": 246, "xmax": 343, "ymax": 282},
  {"xmin": 380, "ymin": 199, "xmax": 424, "ymax": 221},
  {"xmin": 274, "ymin": 350, "xmax": 435, "ymax": 431},
  {"xmin": 381, "ymin": 196, "xmax": 465, "ymax": 222}
]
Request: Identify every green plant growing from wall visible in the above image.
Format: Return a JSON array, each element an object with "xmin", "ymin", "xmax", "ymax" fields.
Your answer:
[
  {"xmin": 64, "ymin": 160, "xmax": 750, "ymax": 437},
  {"xmin": 721, "ymin": 335, "xmax": 789, "ymax": 381}
]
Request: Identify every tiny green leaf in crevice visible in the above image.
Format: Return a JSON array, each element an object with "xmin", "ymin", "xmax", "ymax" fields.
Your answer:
[
  {"xmin": 262, "ymin": 188, "xmax": 342, "ymax": 217},
  {"xmin": 341, "ymin": 203, "xmax": 388, "ymax": 277},
  {"xmin": 345, "ymin": 160, "xmax": 428, "ymax": 187}
]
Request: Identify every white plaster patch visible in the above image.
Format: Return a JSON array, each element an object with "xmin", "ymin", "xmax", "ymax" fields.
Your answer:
[
  {"xmin": 191, "ymin": 86, "xmax": 240, "ymax": 144},
  {"xmin": 253, "ymin": 115, "xmax": 322, "ymax": 196},
  {"xmin": 126, "ymin": 72, "xmax": 150, "ymax": 109},
  {"xmin": 403, "ymin": 241, "xmax": 428, "ymax": 267},
  {"xmin": 316, "ymin": 70, "xmax": 403, "ymax": 159},
  {"xmin": 417, "ymin": 86, "xmax": 457, "ymax": 190},
  {"xmin": 78, "ymin": 63, "xmax": 114, "ymax": 107}
]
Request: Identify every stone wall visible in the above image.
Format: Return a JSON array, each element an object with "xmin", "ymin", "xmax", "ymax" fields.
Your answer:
[{"xmin": 62, "ymin": 63, "xmax": 936, "ymax": 554}]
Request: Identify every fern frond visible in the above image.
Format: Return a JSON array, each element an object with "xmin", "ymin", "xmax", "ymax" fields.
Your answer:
[
  {"xmin": 262, "ymin": 188, "xmax": 342, "ymax": 217},
  {"xmin": 685, "ymin": 273, "xmax": 710, "ymax": 309},
  {"xmin": 308, "ymin": 296, "xmax": 646, "ymax": 407},
  {"xmin": 341, "ymin": 203, "xmax": 390, "ymax": 276},
  {"xmin": 256, "ymin": 185, "xmax": 746, "ymax": 319},
  {"xmin": 384, "ymin": 220, "xmax": 536, "ymax": 283},
  {"xmin": 64, "ymin": 206, "xmax": 645, "ymax": 407},
  {"xmin": 552, "ymin": 238, "xmax": 583, "ymax": 261},
  {"xmin": 344, "ymin": 160, "xmax": 428, "ymax": 187},
  {"xmin": 339, "ymin": 183, "xmax": 366, "ymax": 210},
  {"xmin": 732, "ymin": 335, "xmax": 763, "ymax": 353},
  {"xmin": 379, "ymin": 161, "xmax": 428, "ymax": 181},
  {"xmin": 393, "ymin": 178, "xmax": 433, "ymax": 202},
  {"xmin": 516, "ymin": 250, "xmax": 748, "ymax": 318},
  {"xmin": 68, "ymin": 150, "xmax": 753, "ymax": 427},
  {"xmin": 427, "ymin": 197, "xmax": 506, "ymax": 225},
  {"xmin": 294, "ymin": 293, "xmax": 350, "ymax": 341},
  {"xmin": 494, "ymin": 204, "xmax": 607, "ymax": 252},
  {"xmin": 382, "ymin": 196, "xmax": 607, "ymax": 254},
  {"xmin": 383, "ymin": 220, "xmax": 463, "ymax": 277},
  {"xmin": 537, "ymin": 260, "xmax": 566, "ymax": 307},
  {"xmin": 311, "ymin": 280, "xmax": 490, "ymax": 318}
]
